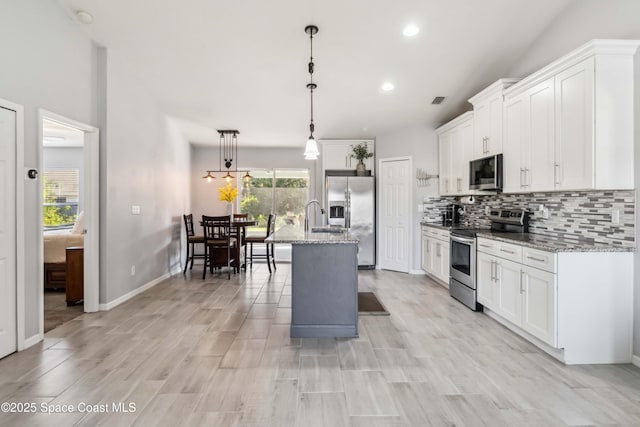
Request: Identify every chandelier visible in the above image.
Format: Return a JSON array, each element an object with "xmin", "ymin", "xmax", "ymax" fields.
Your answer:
[
  {"xmin": 304, "ymin": 25, "xmax": 319, "ymax": 160},
  {"xmin": 202, "ymin": 130, "xmax": 251, "ymax": 183}
]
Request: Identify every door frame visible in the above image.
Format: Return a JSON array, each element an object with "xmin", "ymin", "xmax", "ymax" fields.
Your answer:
[
  {"xmin": 38, "ymin": 109, "xmax": 100, "ymax": 333},
  {"xmin": 0, "ymin": 98, "xmax": 25, "ymax": 351},
  {"xmin": 377, "ymin": 156, "xmax": 412, "ymax": 272}
]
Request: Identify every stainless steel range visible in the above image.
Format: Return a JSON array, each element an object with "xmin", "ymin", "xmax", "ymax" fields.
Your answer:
[{"xmin": 449, "ymin": 209, "xmax": 530, "ymax": 311}]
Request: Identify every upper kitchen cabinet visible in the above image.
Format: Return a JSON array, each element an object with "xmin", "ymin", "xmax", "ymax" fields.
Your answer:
[
  {"xmin": 503, "ymin": 39, "xmax": 640, "ymax": 192},
  {"xmin": 468, "ymin": 79, "xmax": 519, "ymax": 159},
  {"xmin": 437, "ymin": 112, "xmax": 473, "ymax": 196},
  {"xmin": 320, "ymin": 140, "xmax": 375, "ymax": 175}
]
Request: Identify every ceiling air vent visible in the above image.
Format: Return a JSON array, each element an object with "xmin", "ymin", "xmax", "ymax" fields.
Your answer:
[{"xmin": 431, "ymin": 96, "xmax": 446, "ymax": 105}]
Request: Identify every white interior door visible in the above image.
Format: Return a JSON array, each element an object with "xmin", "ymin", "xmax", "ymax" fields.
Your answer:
[
  {"xmin": 379, "ymin": 158, "xmax": 410, "ymax": 272},
  {"xmin": 0, "ymin": 106, "xmax": 17, "ymax": 358}
]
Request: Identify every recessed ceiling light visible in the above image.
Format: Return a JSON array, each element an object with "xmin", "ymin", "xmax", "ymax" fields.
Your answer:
[
  {"xmin": 403, "ymin": 25, "xmax": 419, "ymax": 37},
  {"xmin": 76, "ymin": 10, "xmax": 93, "ymax": 25},
  {"xmin": 381, "ymin": 82, "xmax": 395, "ymax": 92}
]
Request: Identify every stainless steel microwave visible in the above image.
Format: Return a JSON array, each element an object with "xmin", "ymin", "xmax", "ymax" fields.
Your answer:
[{"xmin": 469, "ymin": 154, "xmax": 502, "ymax": 191}]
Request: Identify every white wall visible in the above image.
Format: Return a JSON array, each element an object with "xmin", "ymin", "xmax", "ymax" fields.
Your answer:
[
  {"xmin": 102, "ymin": 52, "xmax": 190, "ymax": 303},
  {"xmin": 0, "ymin": 0, "xmax": 96, "ymax": 339},
  {"xmin": 501, "ymin": 0, "xmax": 640, "ymax": 357},
  {"xmin": 375, "ymin": 124, "xmax": 439, "ymax": 272}
]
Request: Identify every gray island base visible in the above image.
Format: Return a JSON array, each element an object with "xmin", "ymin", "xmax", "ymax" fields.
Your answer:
[{"xmin": 266, "ymin": 227, "xmax": 359, "ymax": 338}]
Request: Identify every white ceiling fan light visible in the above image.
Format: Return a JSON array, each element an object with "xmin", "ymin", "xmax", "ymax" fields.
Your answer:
[
  {"xmin": 75, "ymin": 10, "xmax": 93, "ymax": 25},
  {"xmin": 402, "ymin": 24, "xmax": 420, "ymax": 37}
]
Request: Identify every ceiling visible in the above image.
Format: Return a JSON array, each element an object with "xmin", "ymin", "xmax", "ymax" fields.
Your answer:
[{"xmin": 55, "ymin": 0, "xmax": 573, "ymax": 148}]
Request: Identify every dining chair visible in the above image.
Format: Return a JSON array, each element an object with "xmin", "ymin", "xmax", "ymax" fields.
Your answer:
[
  {"xmin": 183, "ymin": 214, "xmax": 205, "ymax": 274},
  {"xmin": 202, "ymin": 215, "xmax": 237, "ymax": 279},
  {"xmin": 246, "ymin": 213, "xmax": 277, "ymax": 273},
  {"xmin": 233, "ymin": 213, "xmax": 248, "ymax": 268}
]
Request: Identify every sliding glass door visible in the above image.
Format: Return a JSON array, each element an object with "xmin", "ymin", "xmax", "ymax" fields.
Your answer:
[{"xmin": 239, "ymin": 169, "xmax": 309, "ymax": 237}]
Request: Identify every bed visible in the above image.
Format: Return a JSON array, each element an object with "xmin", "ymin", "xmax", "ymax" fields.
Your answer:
[{"xmin": 43, "ymin": 212, "xmax": 84, "ymax": 289}]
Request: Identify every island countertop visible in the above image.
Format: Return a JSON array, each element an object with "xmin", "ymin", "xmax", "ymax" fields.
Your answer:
[{"xmin": 266, "ymin": 226, "xmax": 359, "ymax": 244}]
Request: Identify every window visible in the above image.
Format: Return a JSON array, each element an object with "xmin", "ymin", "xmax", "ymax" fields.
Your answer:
[
  {"xmin": 239, "ymin": 169, "xmax": 309, "ymax": 235},
  {"xmin": 43, "ymin": 169, "xmax": 79, "ymax": 229}
]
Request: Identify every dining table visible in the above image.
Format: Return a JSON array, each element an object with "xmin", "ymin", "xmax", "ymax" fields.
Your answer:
[{"xmin": 201, "ymin": 218, "xmax": 256, "ymax": 271}]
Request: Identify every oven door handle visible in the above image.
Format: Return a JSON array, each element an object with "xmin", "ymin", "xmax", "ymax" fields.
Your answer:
[{"xmin": 450, "ymin": 235, "xmax": 476, "ymax": 245}]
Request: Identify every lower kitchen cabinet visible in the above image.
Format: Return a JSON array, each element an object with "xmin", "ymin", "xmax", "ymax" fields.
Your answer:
[
  {"xmin": 476, "ymin": 237, "xmax": 632, "ymax": 364},
  {"xmin": 421, "ymin": 226, "xmax": 450, "ymax": 286},
  {"xmin": 521, "ymin": 265, "xmax": 556, "ymax": 347},
  {"xmin": 495, "ymin": 257, "xmax": 523, "ymax": 327}
]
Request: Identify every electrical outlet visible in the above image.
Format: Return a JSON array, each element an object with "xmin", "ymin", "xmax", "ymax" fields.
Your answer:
[
  {"xmin": 484, "ymin": 206, "xmax": 490, "ymax": 215},
  {"xmin": 131, "ymin": 265, "xmax": 136, "ymax": 276},
  {"xmin": 612, "ymin": 209, "xmax": 620, "ymax": 224}
]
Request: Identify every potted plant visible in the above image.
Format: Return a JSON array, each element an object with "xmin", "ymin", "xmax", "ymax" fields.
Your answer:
[{"xmin": 350, "ymin": 142, "xmax": 373, "ymax": 176}]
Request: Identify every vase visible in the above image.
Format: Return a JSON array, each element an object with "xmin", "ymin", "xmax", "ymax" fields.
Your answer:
[
  {"xmin": 226, "ymin": 202, "xmax": 233, "ymax": 216},
  {"xmin": 356, "ymin": 159, "xmax": 367, "ymax": 176}
]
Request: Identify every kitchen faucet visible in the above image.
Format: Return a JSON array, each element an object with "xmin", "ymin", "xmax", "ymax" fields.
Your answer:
[{"xmin": 304, "ymin": 200, "xmax": 325, "ymax": 232}]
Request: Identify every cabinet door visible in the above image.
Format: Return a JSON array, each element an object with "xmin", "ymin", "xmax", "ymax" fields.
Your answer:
[
  {"xmin": 503, "ymin": 95, "xmax": 526, "ymax": 193},
  {"xmin": 322, "ymin": 143, "xmax": 350, "ymax": 170},
  {"xmin": 438, "ymin": 133, "xmax": 452, "ymax": 195},
  {"xmin": 473, "ymin": 102, "xmax": 489, "ymax": 158},
  {"xmin": 456, "ymin": 119, "xmax": 473, "ymax": 194},
  {"xmin": 554, "ymin": 58, "xmax": 594, "ymax": 190},
  {"xmin": 421, "ymin": 235, "xmax": 432, "ymax": 273},
  {"xmin": 440, "ymin": 241, "xmax": 450, "ymax": 283},
  {"xmin": 496, "ymin": 258, "xmax": 522, "ymax": 326},
  {"xmin": 487, "ymin": 95, "xmax": 503, "ymax": 155},
  {"xmin": 526, "ymin": 78, "xmax": 555, "ymax": 192},
  {"xmin": 521, "ymin": 266, "xmax": 557, "ymax": 347},
  {"xmin": 477, "ymin": 252, "xmax": 497, "ymax": 309}
]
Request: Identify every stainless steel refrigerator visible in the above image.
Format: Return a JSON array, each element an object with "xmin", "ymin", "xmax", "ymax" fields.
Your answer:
[{"xmin": 325, "ymin": 175, "xmax": 375, "ymax": 268}]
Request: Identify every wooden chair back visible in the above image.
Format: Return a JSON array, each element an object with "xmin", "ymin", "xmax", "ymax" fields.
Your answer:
[{"xmin": 183, "ymin": 213, "xmax": 196, "ymax": 237}]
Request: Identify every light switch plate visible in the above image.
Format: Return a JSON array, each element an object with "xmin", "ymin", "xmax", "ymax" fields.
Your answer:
[
  {"xmin": 612, "ymin": 208, "xmax": 620, "ymax": 224},
  {"xmin": 131, "ymin": 205, "xmax": 141, "ymax": 215}
]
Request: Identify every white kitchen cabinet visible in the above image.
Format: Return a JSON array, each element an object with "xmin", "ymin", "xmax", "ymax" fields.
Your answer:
[
  {"xmin": 521, "ymin": 265, "xmax": 557, "ymax": 347},
  {"xmin": 503, "ymin": 40, "xmax": 638, "ymax": 192},
  {"xmin": 421, "ymin": 226, "xmax": 450, "ymax": 286},
  {"xmin": 468, "ymin": 79, "xmax": 519, "ymax": 159},
  {"xmin": 438, "ymin": 133, "xmax": 451, "ymax": 195},
  {"xmin": 476, "ymin": 252, "xmax": 497, "ymax": 308},
  {"xmin": 436, "ymin": 112, "xmax": 473, "ymax": 196},
  {"xmin": 503, "ymin": 78, "xmax": 555, "ymax": 193},
  {"xmin": 320, "ymin": 140, "xmax": 375, "ymax": 174},
  {"xmin": 495, "ymin": 257, "xmax": 523, "ymax": 326},
  {"xmin": 476, "ymin": 238, "xmax": 557, "ymax": 347},
  {"xmin": 554, "ymin": 58, "xmax": 594, "ymax": 190},
  {"xmin": 476, "ymin": 235, "xmax": 634, "ymax": 364}
]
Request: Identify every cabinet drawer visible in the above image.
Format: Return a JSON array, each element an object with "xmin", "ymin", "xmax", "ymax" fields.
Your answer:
[
  {"xmin": 423, "ymin": 226, "xmax": 449, "ymax": 241},
  {"xmin": 522, "ymin": 247, "xmax": 556, "ymax": 273},
  {"xmin": 477, "ymin": 238, "xmax": 498, "ymax": 255},
  {"xmin": 495, "ymin": 241, "xmax": 522, "ymax": 263}
]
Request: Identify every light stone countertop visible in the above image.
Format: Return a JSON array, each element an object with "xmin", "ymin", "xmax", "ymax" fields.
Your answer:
[
  {"xmin": 266, "ymin": 225, "xmax": 359, "ymax": 244},
  {"xmin": 420, "ymin": 221, "xmax": 635, "ymax": 253}
]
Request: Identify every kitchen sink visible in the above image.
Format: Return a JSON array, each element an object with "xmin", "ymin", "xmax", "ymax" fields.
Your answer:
[{"xmin": 311, "ymin": 227, "xmax": 345, "ymax": 233}]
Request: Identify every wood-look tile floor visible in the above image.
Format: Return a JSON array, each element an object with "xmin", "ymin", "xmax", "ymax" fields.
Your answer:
[{"xmin": 2, "ymin": 265, "xmax": 640, "ymax": 426}]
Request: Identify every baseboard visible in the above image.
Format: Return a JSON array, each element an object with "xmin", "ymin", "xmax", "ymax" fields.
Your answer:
[
  {"xmin": 632, "ymin": 354, "xmax": 640, "ymax": 368},
  {"xmin": 99, "ymin": 272, "xmax": 170, "ymax": 311},
  {"xmin": 21, "ymin": 333, "xmax": 44, "ymax": 351},
  {"xmin": 409, "ymin": 269, "xmax": 426, "ymax": 275}
]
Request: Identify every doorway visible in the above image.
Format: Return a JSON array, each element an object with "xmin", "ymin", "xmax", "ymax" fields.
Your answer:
[
  {"xmin": 378, "ymin": 157, "xmax": 411, "ymax": 272},
  {"xmin": 39, "ymin": 111, "xmax": 99, "ymax": 336}
]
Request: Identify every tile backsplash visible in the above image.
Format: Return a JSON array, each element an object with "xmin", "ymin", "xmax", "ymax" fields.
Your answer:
[{"xmin": 423, "ymin": 190, "xmax": 635, "ymax": 247}]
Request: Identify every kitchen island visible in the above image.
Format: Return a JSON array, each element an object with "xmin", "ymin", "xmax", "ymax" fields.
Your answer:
[{"xmin": 266, "ymin": 226, "xmax": 359, "ymax": 338}]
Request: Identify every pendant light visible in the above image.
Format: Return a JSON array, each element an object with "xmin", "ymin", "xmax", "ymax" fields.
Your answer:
[
  {"xmin": 202, "ymin": 129, "xmax": 239, "ymax": 182},
  {"xmin": 304, "ymin": 25, "xmax": 319, "ymax": 160}
]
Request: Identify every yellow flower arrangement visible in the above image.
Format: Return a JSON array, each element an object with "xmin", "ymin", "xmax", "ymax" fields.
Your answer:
[{"xmin": 218, "ymin": 183, "xmax": 238, "ymax": 202}]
